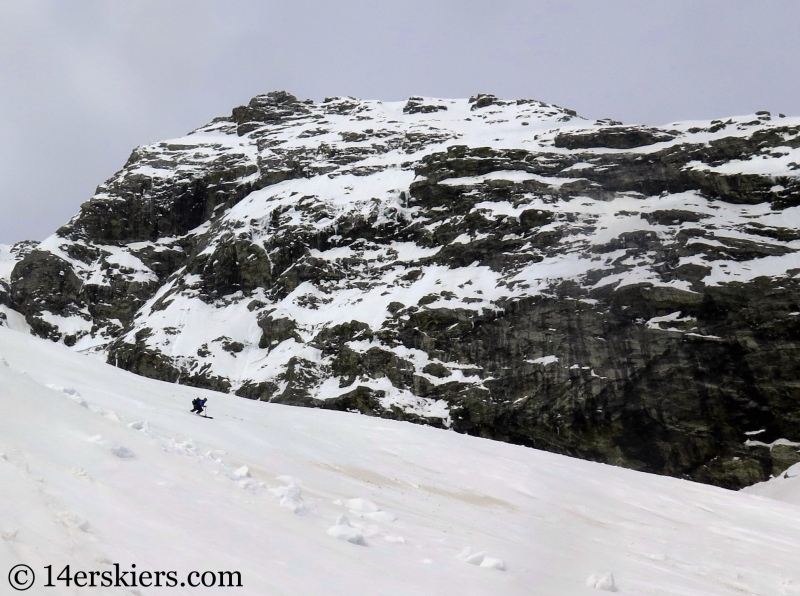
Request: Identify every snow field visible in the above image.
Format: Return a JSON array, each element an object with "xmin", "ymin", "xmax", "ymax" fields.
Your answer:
[{"xmin": 1, "ymin": 325, "xmax": 800, "ymax": 595}]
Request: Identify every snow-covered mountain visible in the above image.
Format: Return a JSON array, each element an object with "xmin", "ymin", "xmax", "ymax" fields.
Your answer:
[
  {"xmin": 1, "ymin": 324, "xmax": 799, "ymax": 596},
  {"xmin": 3, "ymin": 92, "xmax": 800, "ymax": 488}
]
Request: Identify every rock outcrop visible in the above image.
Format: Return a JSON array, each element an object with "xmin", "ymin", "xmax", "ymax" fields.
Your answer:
[{"xmin": 4, "ymin": 92, "xmax": 800, "ymax": 488}]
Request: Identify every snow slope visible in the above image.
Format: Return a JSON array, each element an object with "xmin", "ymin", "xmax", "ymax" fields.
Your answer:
[
  {"xmin": 0, "ymin": 244, "xmax": 16, "ymax": 281},
  {"xmin": 1, "ymin": 325, "xmax": 799, "ymax": 595},
  {"xmin": 744, "ymin": 460, "xmax": 800, "ymax": 506},
  {"xmin": 0, "ymin": 241, "xmax": 35, "ymax": 282}
]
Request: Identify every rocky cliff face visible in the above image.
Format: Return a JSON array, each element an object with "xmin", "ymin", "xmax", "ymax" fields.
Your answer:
[{"xmin": 4, "ymin": 92, "xmax": 800, "ymax": 488}]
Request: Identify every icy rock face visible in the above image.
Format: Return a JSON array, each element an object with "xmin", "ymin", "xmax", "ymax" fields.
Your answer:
[{"xmin": 6, "ymin": 93, "xmax": 800, "ymax": 488}]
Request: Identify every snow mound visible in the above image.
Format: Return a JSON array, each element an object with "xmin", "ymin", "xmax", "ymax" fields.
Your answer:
[
  {"xmin": 270, "ymin": 481, "xmax": 306, "ymax": 514},
  {"xmin": 586, "ymin": 572, "xmax": 617, "ymax": 591},
  {"xmin": 327, "ymin": 515, "xmax": 367, "ymax": 546},
  {"xmin": 458, "ymin": 547, "xmax": 506, "ymax": 571},
  {"xmin": 233, "ymin": 465, "xmax": 251, "ymax": 478}
]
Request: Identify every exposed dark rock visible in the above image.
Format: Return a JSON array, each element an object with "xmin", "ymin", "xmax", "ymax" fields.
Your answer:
[
  {"xmin": 404, "ymin": 97, "xmax": 447, "ymax": 114},
  {"xmin": 232, "ymin": 91, "xmax": 311, "ymax": 135},
  {"xmin": 554, "ymin": 127, "xmax": 678, "ymax": 149}
]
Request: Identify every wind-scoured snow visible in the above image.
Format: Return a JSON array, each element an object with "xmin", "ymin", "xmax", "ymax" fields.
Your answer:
[{"xmin": 1, "ymin": 325, "xmax": 799, "ymax": 595}]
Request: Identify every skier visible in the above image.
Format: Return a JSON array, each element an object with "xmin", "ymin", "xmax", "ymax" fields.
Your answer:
[{"xmin": 191, "ymin": 397, "xmax": 208, "ymax": 415}]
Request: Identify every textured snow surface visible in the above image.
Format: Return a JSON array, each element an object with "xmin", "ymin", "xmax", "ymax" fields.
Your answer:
[{"xmin": 1, "ymin": 325, "xmax": 799, "ymax": 595}]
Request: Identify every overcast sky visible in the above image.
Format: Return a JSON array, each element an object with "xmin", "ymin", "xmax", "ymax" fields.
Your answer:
[{"xmin": 1, "ymin": 0, "xmax": 799, "ymax": 243}]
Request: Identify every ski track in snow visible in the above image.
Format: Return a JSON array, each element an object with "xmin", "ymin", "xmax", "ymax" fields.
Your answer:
[{"xmin": 0, "ymin": 326, "xmax": 799, "ymax": 595}]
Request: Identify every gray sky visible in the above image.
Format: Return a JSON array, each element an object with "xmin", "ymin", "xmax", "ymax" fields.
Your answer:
[{"xmin": 1, "ymin": 0, "xmax": 799, "ymax": 244}]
